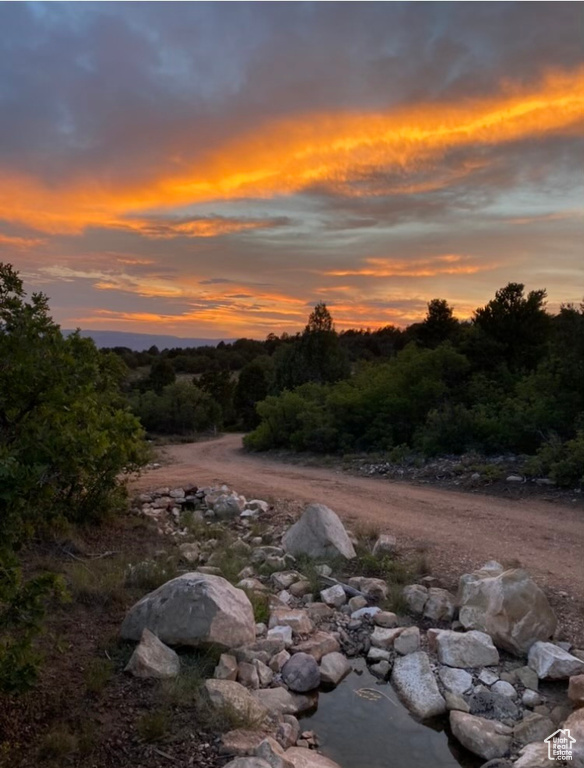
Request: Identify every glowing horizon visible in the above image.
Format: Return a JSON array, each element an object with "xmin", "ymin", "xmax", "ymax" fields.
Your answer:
[{"xmin": 1, "ymin": 3, "xmax": 582, "ymax": 338}]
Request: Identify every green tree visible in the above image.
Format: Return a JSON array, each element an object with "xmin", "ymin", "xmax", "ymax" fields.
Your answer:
[
  {"xmin": 234, "ymin": 356, "xmax": 275, "ymax": 430},
  {"xmin": 417, "ymin": 299, "xmax": 459, "ymax": 348},
  {"xmin": 0, "ymin": 263, "xmax": 147, "ymax": 691},
  {"xmin": 148, "ymin": 357, "xmax": 176, "ymax": 394},
  {"xmin": 472, "ymin": 282, "xmax": 550, "ymax": 371}
]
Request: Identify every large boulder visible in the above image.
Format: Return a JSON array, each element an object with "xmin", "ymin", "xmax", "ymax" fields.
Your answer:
[
  {"xmin": 124, "ymin": 628, "xmax": 180, "ymax": 678},
  {"xmin": 391, "ymin": 651, "xmax": 447, "ymax": 719},
  {"xmin": 450, "ymin": 711, "xmax": 512, "ymax": 760},
  {"xmin": 436, "ymin": 630, "xmax": 499, "ymax": 668},
  {"xmin": 458, "ymin": 565, "xmax": 557, "ymax": 655},
  {"xmin": 282, "ymin": 504, "xmax": 356, "ymax": 560},
  {"xmin": 528, "ymin": 641, "xmax": 584, "ymax": 680},
  {"xmin": 252, "ymin": 687, "xmax": 317, "ymax": 717},
  {"xmin": 120, "ymin": 573, "xmax": 255, "ymax": 648}
]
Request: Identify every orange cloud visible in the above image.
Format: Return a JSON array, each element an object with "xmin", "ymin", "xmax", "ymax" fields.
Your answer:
[
  {"xmin": 0, "ymin": 232, "xmax": 46, "ymax": 249},
  {"xmin": 117, "ymin": 215, "xmax": 288, "ymax": 238},
  {"xmin": 0, "ymin": 67, "xmax": 583, "ymax": 234},
  {"xmin": 322, "ymin": 253, "xmax": 495, "ymax": 278}
]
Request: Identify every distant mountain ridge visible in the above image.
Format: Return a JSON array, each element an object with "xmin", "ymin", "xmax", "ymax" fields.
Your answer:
[{"xmin": 63, "ymin": 329, "xmax": 235, "ymax": 351}]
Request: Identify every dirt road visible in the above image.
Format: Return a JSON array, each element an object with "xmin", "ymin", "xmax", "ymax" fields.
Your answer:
[{"xmin": 134, "ymin": 434, "xmax": 584, "ymax": 643}]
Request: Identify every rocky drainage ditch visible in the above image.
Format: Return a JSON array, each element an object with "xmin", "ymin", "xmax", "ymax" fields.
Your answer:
[{"xmin": 301, "ymin": 657, "xmax": 479, "ymax": 768}]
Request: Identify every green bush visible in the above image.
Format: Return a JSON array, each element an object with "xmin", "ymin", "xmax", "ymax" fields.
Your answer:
[
  {"xmin": 0, "ymin": 263, "xmax": 148, "ymax": 692},
  {"xmin": 130, "ymin": 380, "xmax": 221, "ymax": 434}
]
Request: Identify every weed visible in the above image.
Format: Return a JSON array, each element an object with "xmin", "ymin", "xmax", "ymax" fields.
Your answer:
[
  {"xmin": 383, "ymin": 582, "xmax": 409, "ymax": 614},
  {"xmin": 136, "ymin": 709, "xmax": 171, "ymax": 742},
  {"xmin": 66, "ymin": 559, "xmax": 126, "ymax": 608},
  {"xmin": 124, "ymin": 557, "xmax": 179, "ymax": 591},
  {"xmin": 38, "ymin": 725, "xmax": 78, "ymax": 759},
  {"xmin": 214, "ymin": 550, "xmax": 250, "ymax": 584},
  {"xmin": 84, "ymin": 657, "xmax": 114, "ymax": 694},
  {"xmin": 247, "ymin": 591, "xmax": 270, "ymax": 624}
]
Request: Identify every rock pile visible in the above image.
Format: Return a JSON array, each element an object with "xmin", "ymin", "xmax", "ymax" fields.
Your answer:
[{"xmin": 125, "ymin": 485, "xmax": 583, "ymax": 768}]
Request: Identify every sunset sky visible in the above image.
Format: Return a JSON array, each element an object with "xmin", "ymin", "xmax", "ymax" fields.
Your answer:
[{"xmin": 1, "ymin": 2, "xmax": 583, "ymax": 339}]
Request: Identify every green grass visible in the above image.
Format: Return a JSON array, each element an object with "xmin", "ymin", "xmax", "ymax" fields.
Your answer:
[
  {"xmin": 66, "ymin": 559, "xmax": 127, "ymax": 608},
  {"xmin": 84, "ymin": 657, "xmax": 114, "ymax": 695},
  {"xmin": 38, "ymin": 725, "xmax": 79, "ymax": 759},
  {"xmin": 136, "ymin": 709, "xmax": 171, "ymax": 742}
]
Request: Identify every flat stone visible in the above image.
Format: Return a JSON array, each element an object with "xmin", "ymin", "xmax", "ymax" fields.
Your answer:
[
  {"xmin": 373, "ymin": 611, "xmax": 398, "ymax": 628},
  {"xmin": 403, "ymin": 584, "xmax": 428, "ymax": 614},
  {"xmin": 351, "ymin": 606, "xmax": 380, "ymax": 620},
  {"xmin": 423, "ymin": 588, "xmax": 457, "ymax": 622},
  {"xmin": 394, "ymin": 626, "xmax": 420, "ymax": 655},
  {"xmin": 205, "ymin": 679, "xmax": 268, "ymax": 725},
  {"xmin": 370, "ymin": 626, "xmax": 403, "ymax": 649},
  {"xmin": 269, "ymin": 609, "xmax": 314, "ymax": 635},
  {"xmin": 291, "ymin": 631, "xmax": 340, "ymax": 662},
  {"xmin": 515, "ymin": 666, "xmax": 539, "ymax": 691},
  {"xmin": 370, "ymin": 660, "xmax": 391, "ymax": 679},
  {"xmin": 513, "ymin": 713, "xmax": 555, "ymax": 747},
  {"xmin": 215, "ymin": 653, "xmax": 239, "ymax": 681},
  {"xmin": 347, "ymin": 576, "xmax": 388, "ymax": 601},
  {"xmin": 528, "ymin": 641, "xmax": 584, "ymax": 680},
  {"xmin": 491, "ymin": 681, "xmax": 516, "ymax": 699},
  {"xmin": 439, "ymin": 666, "xmax": 473, "ymax": 696},
  {"xmin": 252, "ymin": 687, "xmax": 316, "ymax": 717},
  {"xmin": 124, "ymin": 628, "xmax": 180, "ymax": 679},
  {"xmin": 367, "ymin": 647, "xmax": 391, "ymax": 663},
  {"xmin": 319, "ymin": 652, "xmax": 351, "ymax": 686},
  {"xmin": 283, "ymin": 747, "xmax": 343, "ymax": 768},
  {"xmin": 320, "ymin": 584, "xmax": 346, "ymax": 608},
  {"xmin": 436, "ymin": 630, "xmax": 499, "ymax": 668},
  {"xmin": 444, "ymin": 692, "xmax": 470, "ymax": 712},
  {"xmin": 478, "ymin": 669, "xmax": 500, "ymax": 686},
  {"xmin": 305, "ymin": 603, "xmax": 333, "ymax": 622},
  {"xmin": 391, "ymin": 651, "xmax": 447, "ymax": 720},
  {"xmin": 449, "ymin": 711, "xmax": 512, "ymax": 760}
]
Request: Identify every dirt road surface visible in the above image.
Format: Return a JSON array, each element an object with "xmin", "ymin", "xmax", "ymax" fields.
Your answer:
[{"xmin": 134, "ymin": 434, "xmax": 584, "ymax": 645}]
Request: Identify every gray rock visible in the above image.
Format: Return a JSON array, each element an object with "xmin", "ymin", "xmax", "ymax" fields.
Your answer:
[
  {"xmin": 252, "ymin": 687, "xmax": 316, "ymax": 717},
  {"xmin": 370, "ymin": 660, "xmax": 391, "ymax": 679},
  {"xmin": 513, "ymin": 713, "xmax": 555, "ymax": 747},
  {"xmin": 205, "ymin": 679, "xmax": 268, "ymax": 724},
  {"xmin": 238, "ymin": 661, "xmax": 260, "ymax": 689},
  {"xmin": 528, "ymin": 641, "xmax": 584, "ymax": 680},
  {"xmin": 320, "ymin": 584, "xmax": 346, "ymax": 608},
  {"xmin": 458, "ymin": 566, "xmax": 557, "ymax": 656},
  {"xmin": 439, "ymin": 666, "xmax": 473, "ymax": 695},
  {"xmin": 372, "ymin": 534, "xmax": 397, "ymax": 556},
  {"xmin": 281, "ymin": 653, "xmax": 321, "ymax": 692},
  {"xmin": 276, "ymin": 715, "xmax": 300, "ymax": 750},
  {"xmin": 394, "ymin": 626, "xmax": 420, "ymax": 655},
  {"xmin": 403, "ymin": 584, "xmax": 428, "ymax": 614},
  {"xmin": 478, "ymin": 669, "xmax": 499, "ymax": 686},
  {"xmin": 255, "ymin": 738, "xmax": 295, "ymax": 768},
  {"xmin": 450, "ymin": 711, "xmax": 512, "ymax": 760},
  {"xmin": 491, "ymin": 681, "xmax": 516, "ymax": 699},
  {"xmin": 283, "ymin": 747, "xmax": 343, "ymax": 768},
  {"xmin": 124, "ymin": 628, "xmax": 180, "ymax": 679},
  {"xmin": 467, "ymin": 691, "xmax": 519, "ymax": 721},
  {"xmin": 370, "ymin": 626, "xmax": 403, "ymax": 649},
  {"xmin": 268, "ymin": 626, "xmax": 293, "ymax": 648},
  {"xmin": 423, "ymin": 588, "xmax": 457, "ymax": 622},
  {"xmin": 514, "ymin": 743, "xmax": 555, "ymax": 768},
  {"xmin": 521, "ymin": 689, "xmax": 542, "ymax": 708},
  {"xmin": 436, "ymin": 630, "xmax": 499, "ymax": 668},
  {"xmin": 215, "ymin": 653, "xmax": 239, "ymax": 681},
  {"xmin": 319, "ymin": 652, "xmax": 351, "ymax": 686},
  {"xmin": 445, "ymin": 692, "xmax": 470, "ymax": 712},
  {"xmin": 120, "ymin": 573, "xmax": 255, "ymax": 649},
  {"xmin": 373, "ymin": 611, "xmax": 398, "ymax": 628},
  {"xmin": 515, "ymin": 666, "xmax": 539, "ymax": 691},
  {"xmin": 282, "ymin": 504, "xmax": 356, "ymax": 560},
  {"xmin": 391, "ymin": 651, "xmax": 447, "ymax": 719},
  {"xmin": 561, "ymin": 708, "xmax": 584, "ymax": 768},
  {"xmin": 222, "ymin": 759, "xmax": 272, "ymax": 768}
]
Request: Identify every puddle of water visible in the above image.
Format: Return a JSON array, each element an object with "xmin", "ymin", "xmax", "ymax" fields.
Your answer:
[{"xmin": 301, "ymin": 658, "xmax": 481, "ymax": 768}]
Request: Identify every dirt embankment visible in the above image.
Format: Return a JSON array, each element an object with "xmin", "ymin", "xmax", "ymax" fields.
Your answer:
[{"xmin": 134, "ymin": 434, "xmax": 584, "ymax": 646}]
